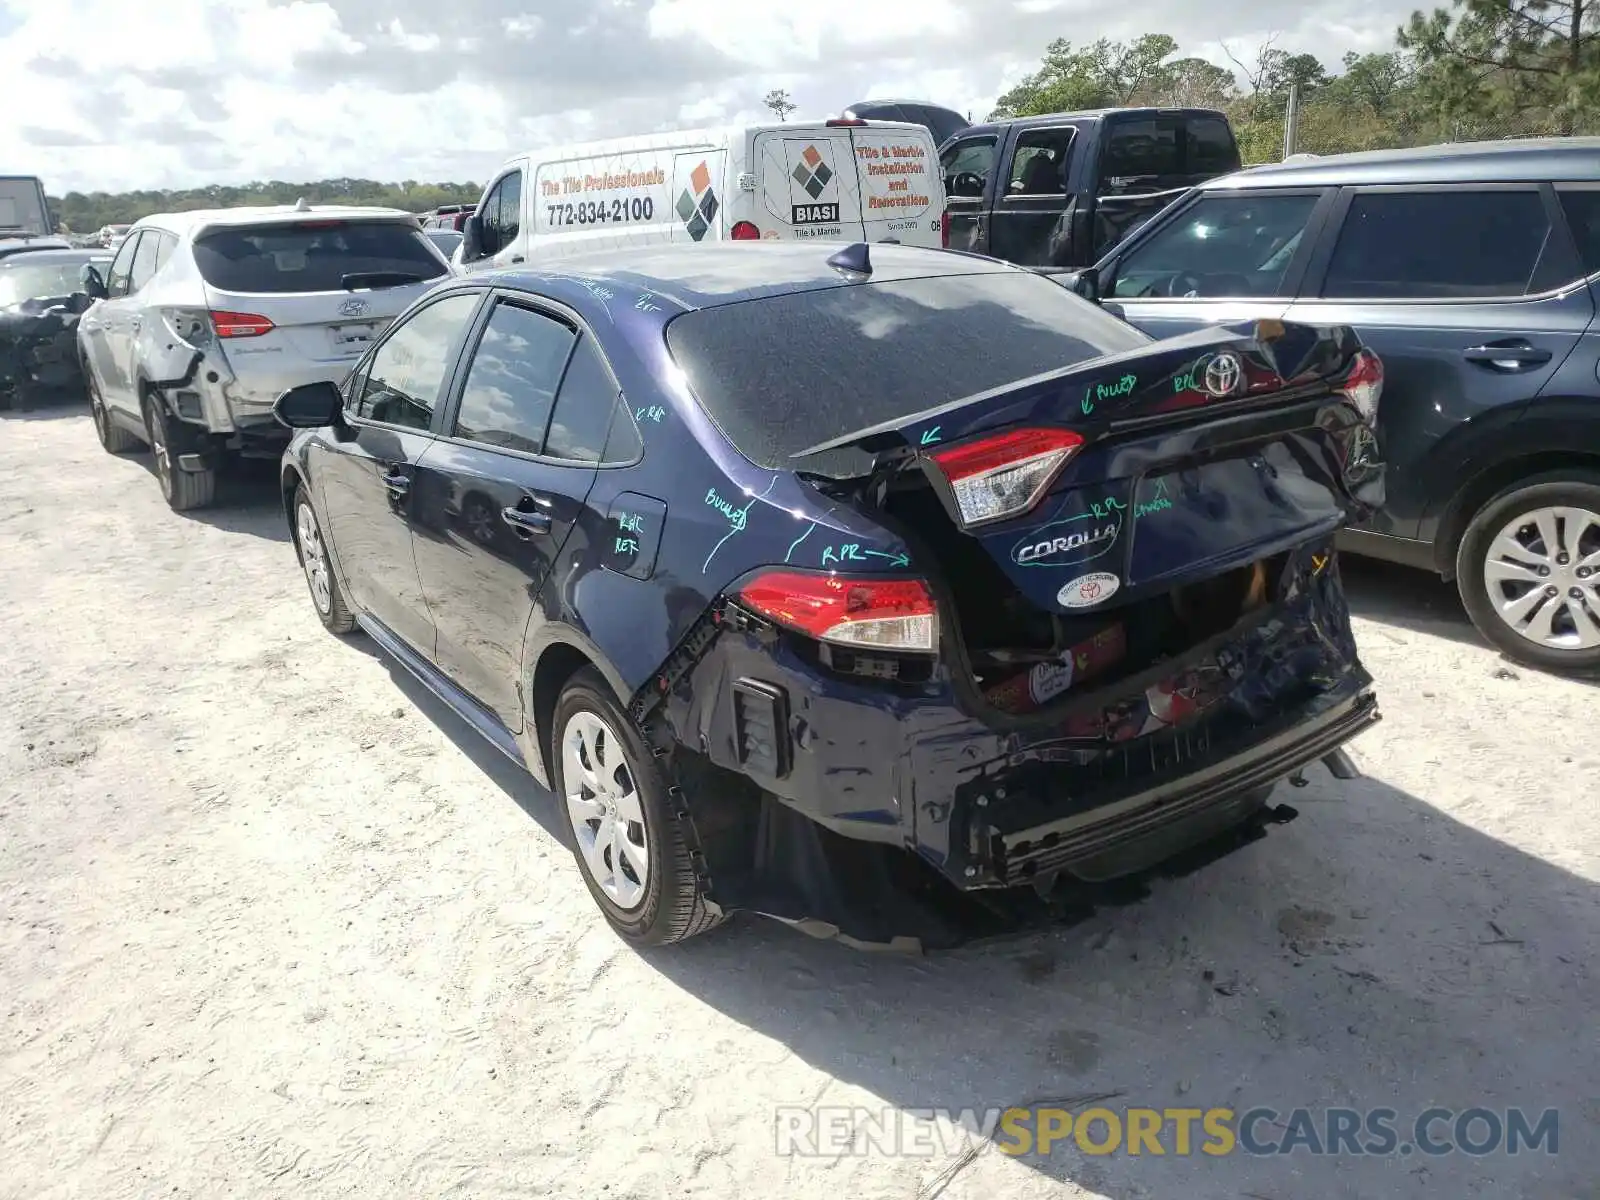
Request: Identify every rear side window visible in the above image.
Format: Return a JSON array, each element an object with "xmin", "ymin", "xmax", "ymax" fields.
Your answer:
[
  {"xmin": 1101, "ymin": 116, "xmax": 1181, "ymax": 177},
  {"xmin": 1007, "ymin": 128, "xmax": 1075, "ymax": 196},
  {"xmin": 127, "ymin": 231, "xmax": 162, "ymax": 293},
  {"xmin": 453, "ymin": 301, "xmax": 576, "ymax": 454},
  {"xmin": 665, "ymin": 271, "xmax": 1150, "ymax": 478},
  {"xmin": 355, "ymin": 292, "xmax": 481, "ymax": 429},
  {"xmin": 192, "ymin": 221, "xmax": 446, "ymax": 294},
  {"xmin": 1322, "ymin": 190, "xmax": 1552, "ymax": 299},
  {"xmin": 1557, "ymin": 189, "xmax": 1600, "ymax": 276},
  {"xmin": 545, "ymin": 335, "xmax": 637, "ymax": 464}
]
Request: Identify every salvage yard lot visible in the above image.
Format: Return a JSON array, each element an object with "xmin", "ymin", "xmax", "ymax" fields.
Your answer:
[{"xmin": 2, "ymin": 407, "xmax": 1597, "ymax": 1200}]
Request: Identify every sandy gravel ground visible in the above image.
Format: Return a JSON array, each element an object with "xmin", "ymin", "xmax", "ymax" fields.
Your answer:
[{"xmin": 2, "ymin": 404, "xmax": 1596, "ymax": 1200}]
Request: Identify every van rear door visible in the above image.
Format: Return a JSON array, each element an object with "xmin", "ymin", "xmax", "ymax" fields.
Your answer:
[
  {"xmin": 847, "ymin": 122, "xmax": 943, "ymax": 248},
  {"xmin": 752, "ymin": 127, "xmax": 864, "ymax": 242}
]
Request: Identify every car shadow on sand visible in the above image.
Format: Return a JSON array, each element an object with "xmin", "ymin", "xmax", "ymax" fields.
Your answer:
[
  {"xmin": 133, "ymin": 454, "xmax": 291, "ymax": 542},
  {"xmin": 360, "ymin": 642, "xmax": 1596, "ymax": 1199}
]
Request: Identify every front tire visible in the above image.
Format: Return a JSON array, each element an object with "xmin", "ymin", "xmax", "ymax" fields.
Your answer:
[
  {"xmin": 1456, "ymin": 471, "xmax": 1600, "ymax": 674},
  {"xmin": 143, "ymin": 396, "xmax": 216, "ymax": 511},
  {"xmin": 552, "ymin": 669, "xmax": 724, "ymax": 946},
  {"xmin": 294, "ymin": 486, "xmax": 356, "ymax": 634}
]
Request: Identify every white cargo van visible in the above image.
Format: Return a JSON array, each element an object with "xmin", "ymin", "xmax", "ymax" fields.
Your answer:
[{"xmin": 455, "ymin": 119, "xmax": 948, "ymax": 272}]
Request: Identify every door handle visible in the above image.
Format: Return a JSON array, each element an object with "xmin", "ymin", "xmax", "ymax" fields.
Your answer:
[
  {"xmin": 1462, "ymin": 342, "xmax": 1552, "ymax": 370},
  {"xmin": 501, "ymin": 506, "xmax": 551, "ymax": 533},
  {"xmin": 381, "ymin": 470, "xmax": 410, "ymax": 494}
]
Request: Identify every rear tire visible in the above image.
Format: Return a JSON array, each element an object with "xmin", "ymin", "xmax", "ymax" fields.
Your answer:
[
  {"xmin": 1455, "ymin": 471, "xmax": 1600, "ymax": 675},
  {"xmin": 143, "ymin": 396, "xmax": 216, "ymax": 512},
  {"xmin": 88, "ymin": 373, "xmax": 140, "ymax": 454},
  {"xmin": 552, "ymin": 668, "xmax": 725, "ymax": 946},
  {"xmin": 294, "ymin": 486, "xmax": 356, "ymax": 635}
]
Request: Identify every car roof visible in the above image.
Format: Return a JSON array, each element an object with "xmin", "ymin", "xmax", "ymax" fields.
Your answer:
[
  {"xmin": 133, "ymin": 204, "xmax": 419, "ymax": 237},
  {"xmin": 0, "ymin": 248, "xmax": 108, "ymax": 264},
  {"xmin": 958, "ymin": 107, "xmax": 1228, "ymax": 139},
  {"xmin": 1203, "ymin": 137, "xmax": 1600, "ymax": 189},
  {"xmin": 480, "ymin": 243, "xmax": 1022, "ymax": 312}
]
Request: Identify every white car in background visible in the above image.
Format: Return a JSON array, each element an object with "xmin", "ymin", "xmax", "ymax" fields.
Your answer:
[{"xmin": 77, "ymin": 203, "xmax": 451, "ymax": 510}]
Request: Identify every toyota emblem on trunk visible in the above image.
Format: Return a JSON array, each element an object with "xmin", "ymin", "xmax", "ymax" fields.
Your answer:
[
  {"xmin": 338, "ymin": 298, "xmax": 369, "ymax": 317},
  {"xmin": 1203, "ymin": 352, "xmax": 1242, "ymax": 397}
]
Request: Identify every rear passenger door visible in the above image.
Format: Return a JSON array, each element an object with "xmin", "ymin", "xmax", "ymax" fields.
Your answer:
[
  {"xmin": 409, "ymin": 296, "xmax": 636, "ymax": 726},
  {"xmin": 1283, "ymin": 184, "xmax": 1591, "ymax": 538},
  {"xmin": 104, "ymin": 231, "xmax": 162, "ymax": 406},
  {"xmin": 988, "ymin": 125, "xmax": 1077, "ymax": 266}
]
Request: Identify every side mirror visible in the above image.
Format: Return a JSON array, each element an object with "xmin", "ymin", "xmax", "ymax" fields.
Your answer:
[
  {"xmin": 1057, "ymin": 270, "xmax": 1100, "ymax": 304},
  {"xmin": 79, "ymin": 264, "xmax": 107, "ymax": 299},
  {"xmin": 273, "ymin": 380, "xmax": 343, "ymax": 429},
  {"xmin": 461, "ymin": 215, "xmax": 484, "ymax": 261}
]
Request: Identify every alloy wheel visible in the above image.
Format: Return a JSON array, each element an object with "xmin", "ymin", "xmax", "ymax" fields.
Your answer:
[
  {"xmin": 297, "ymin": 502, "xmax": 333, "ymax": 615},
  {"xmin": 1481, "ymin": 505, "xmax": 1600, "ymax": 651},
  {"xmin": 561, "ymin": 709, "xmax": 650, "ymax": 911}
]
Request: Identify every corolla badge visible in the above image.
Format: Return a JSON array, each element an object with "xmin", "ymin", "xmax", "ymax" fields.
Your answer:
[
  {"xmin": 1203, "ymin": 352, "xmax": 1242, "ymax": 398},
  {"xmin": 338, "ymin": 297, "xmax": 370, "ymax": 317}
]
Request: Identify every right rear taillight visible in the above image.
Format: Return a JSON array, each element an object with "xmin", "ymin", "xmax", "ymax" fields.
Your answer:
[
  {"xmin": 210, "ymin": 310, "xmax": 275, "ymax": 338},
  {"xmin": 928, "ymin": 427, "xmax": 1086, "ymax": 528},
  {"xmin": 730, "ymin": 221, "xmax": 761, "ymax": 241},
  {"xmin": 1338, "ymin": 348, "xmax": 1382, "ymax": 422},
  {"xmin": 940, "ymin": 209, "xmax": 950, "ymax": 249},
  {"xmin": 735, "ymin": 570, "xmax": 937, "ymax": 653}
]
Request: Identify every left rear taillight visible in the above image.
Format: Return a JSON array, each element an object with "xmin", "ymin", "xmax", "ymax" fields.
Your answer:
[
  {"xmin": 1338, "ymin": 348, "xmax": 1382, "ymax": 422},
  {"xmin": 735, "ymin": 570, "xmax": 937, "ymax": 653},
  {"xmin": 928, "ymin": 427, "xmax": 1086, "ymax": 529},
  {"xmin": 210, "ymin": 310, "xmax": 275, "ymax": 338}
]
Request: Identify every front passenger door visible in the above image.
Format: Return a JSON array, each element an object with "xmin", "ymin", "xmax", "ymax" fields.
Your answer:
[{"xmin": 314, "ymin": 290, "xmax": 484, "ymax": 655}]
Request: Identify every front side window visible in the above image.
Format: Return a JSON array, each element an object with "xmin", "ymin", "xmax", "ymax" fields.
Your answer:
[
  {"xmin": 1007, "ymin": 129, "xmax": 1074, "ymax": 196},
  {"xmin": 1109, "ymin": 192, "xmax": 1320, "ymax": 299},
  {"xmin": 1322, "ymin": 189, "xmax": 1552, "ymax": 300},
  {"xmin": 355, "ymin": 292, "xmax": 481, "ymax": 430},
  {"xmin": 453, "ymin": 301, "xmax": 576, "ymax": 454},
  {"xmin": 941, "ymin": 137, "xmax": 996, "ymax": 200},
  {"xmin": 105, "ymin": 232, "xmax": 142, "ymax": 297},
  {"xmin": 480, "ymin": 171, "xmax": 523, "ymax": 255}
]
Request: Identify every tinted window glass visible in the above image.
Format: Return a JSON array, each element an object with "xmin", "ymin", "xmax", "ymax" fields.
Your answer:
[
  {"xmin": 356, "ymin": 292, "xmax": 481, "ymax": 429},
  {"xmin": 193, "ymin": 221, "xmax": 446, "ymax": 293},
  {"xmin": 1555, "ymin": 189, "xmax": 1600, "ymax": 276},
  {"xmin": 453, "ymin": 301, "xmax": 575, "ymax": 453},
  {"xmin": 1008, "ymin": 128, "xmax": 1074, "ymax": 195},
  {"xmin": 1102, "ymin": 116, "xmax": 1181, "ymax": 177},
  {"xmin": 546, "ymin": 335, "xmax": 633, "ymax": 463},
  {"xmin": 941, "ymin": 137, "xmax": 996, "ymax": 200},
  {"xmin": 1110, "ymin": 193, "xmax": 1319, "ymax": 299},
  {"xmin": 1187, "ymin": 116, "xmax": 1240, "ymax": 174},
  {"xmin": 666, "ymin": 271, "xmax": 1150, "ymax": 478},
  {"xmin": 105, "ymin": 232, "xmax": 141, "ymax": 296},
  {"xmin": 127, "ymin": 231, "xmax": 162, "ymax": 292},
  {"xmin": 1323, "ymin": 190, "xmax": 1549, "ymax": 299},
  {"xmin": 481, "ymin": 172, "xmax": 523, "ymax": 254},
  {"xmin": 151, "ymin": 232, "xmax": 177, "ymax": 273}
]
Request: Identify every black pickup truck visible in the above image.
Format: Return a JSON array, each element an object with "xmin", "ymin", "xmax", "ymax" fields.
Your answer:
[{"xmin": 939, "ymin": 107, "xmax": 1241, "ymax": 268}]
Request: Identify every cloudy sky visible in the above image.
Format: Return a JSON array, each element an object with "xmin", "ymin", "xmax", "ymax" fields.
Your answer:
[{"xmin": 0, "ymin": 0, "xmax": 1422, "ymax": 194}]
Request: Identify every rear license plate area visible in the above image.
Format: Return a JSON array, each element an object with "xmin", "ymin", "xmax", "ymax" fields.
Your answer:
[
  {"xmin": 329, "ymin": 321, "xmax": 385, "ymax": 353},
  {"xmin": 1127, "ymin": 447, "xmax": 1341, "ymax": 586}
]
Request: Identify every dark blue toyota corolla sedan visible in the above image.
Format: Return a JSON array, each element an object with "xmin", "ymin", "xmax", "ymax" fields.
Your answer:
[{"xmin": 275, "ymin": 242, "xmax": 1386, "ymax": 948}]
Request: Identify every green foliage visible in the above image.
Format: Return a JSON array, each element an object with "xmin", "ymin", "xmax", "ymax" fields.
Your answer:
[
  {"xmin": 46, "ymin": 178, "xmax": 483, "ymax": 234},
  {"xmin": 992, "ymin": 9, "xmax": 1600, "ymax": 165}
]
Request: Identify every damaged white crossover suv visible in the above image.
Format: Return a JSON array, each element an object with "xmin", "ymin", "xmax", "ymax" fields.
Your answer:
[{"xmin": 77, "ymin": 203, "xmax": 451, "ymax": 510}]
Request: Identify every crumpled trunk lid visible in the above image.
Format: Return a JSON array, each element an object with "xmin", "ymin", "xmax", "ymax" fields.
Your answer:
[{"xmin": 800, "ymin": 318, "xmax": 1384, "ymax": 619}]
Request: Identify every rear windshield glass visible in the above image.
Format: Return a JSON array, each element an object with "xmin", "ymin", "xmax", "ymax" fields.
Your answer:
[
  {"xmin": 665, "ymin": 271, "xmax": 1150, "ymax": 477},
  {"xmin": 192, "ymin": 221, "xmax": 446, "ymax": 294}
]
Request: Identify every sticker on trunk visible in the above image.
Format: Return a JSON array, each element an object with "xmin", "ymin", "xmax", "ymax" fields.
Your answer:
[{"xmin": 1057, "ymin": 572, "xmax": 1120, "ymax": 609}]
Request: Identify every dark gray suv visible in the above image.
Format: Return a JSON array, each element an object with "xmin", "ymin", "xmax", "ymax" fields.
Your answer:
[{"xmin": 1063, "ymin": 138, "xmax": 1600, "ymax": 674}]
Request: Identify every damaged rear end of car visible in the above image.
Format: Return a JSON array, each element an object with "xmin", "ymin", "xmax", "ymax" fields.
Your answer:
[{"xmin": 644, "ymin": 263, "xmax": 1385, "ymax": 946}]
